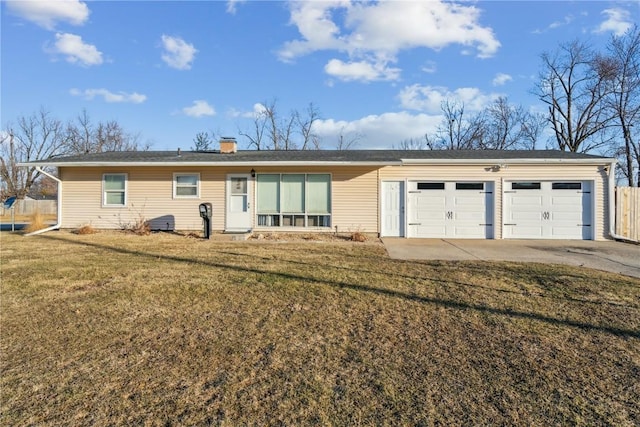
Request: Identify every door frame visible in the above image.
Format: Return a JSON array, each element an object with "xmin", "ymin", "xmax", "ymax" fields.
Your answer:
[{"xmin": 225, "ymin": 174, "xmax": 253, "ymax": 232}]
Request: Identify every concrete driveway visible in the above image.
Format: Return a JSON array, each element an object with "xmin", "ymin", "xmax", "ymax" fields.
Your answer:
[{"xmin": 382, "ymin": 238, "xmax": 640, "ymax": 279}]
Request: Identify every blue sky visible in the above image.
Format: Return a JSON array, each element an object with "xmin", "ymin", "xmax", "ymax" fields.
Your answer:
[{"xmin": 2, "ymin": 0, "xmax": 638, "ymax": 150}]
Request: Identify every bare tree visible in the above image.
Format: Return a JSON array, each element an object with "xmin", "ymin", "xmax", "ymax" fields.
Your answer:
[
  {"xmin": 297, "ymin": 102, "xmax": 321, "ymax": 150},
  {"xmin": 335, "ymin": 126, "xmax": 361, "ymax": 150},
  {"xmin": 191, "ymin": 131, "xmax": 215, "ymax": 151},
  {"xmin": 0, "ymin": 108, "xmax": 65, "ymax": 199},
  {"xmin": 239, "ymin": 106, "xmax": 268, "ymax": 150},
  {"xmin": 482, "ymin": 97, "xmax": 543, "ymax": 150},
  {"xmin": 394, "ymin": 136, "xmax": 429, "ymax": 150},
  {"xmin": 605, "ymin": 25, "xmax": 640, "ymax": 186},
  {"xmin": 239, "ymin": 99, "xmax": 323, "ymax": 150},
  {"xmin": 535, "ymin": 40, "xmax": 615, "ymax": 153},
  {"xmin": 64, "ymin": 109, "xmax": 148, "ymax": 154},
  {"xmin": 425, "ymin": 100, "xmax": 485, "ymax": 150}
]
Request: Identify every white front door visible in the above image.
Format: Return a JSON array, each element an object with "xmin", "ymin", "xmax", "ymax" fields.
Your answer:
[
  {"xmin": 381, "ymin": 181, "xmax": 405, "ymax": 237},
  {"xmin": 226, "ymin": 174, "xmax": 252, "ymax": 232}
]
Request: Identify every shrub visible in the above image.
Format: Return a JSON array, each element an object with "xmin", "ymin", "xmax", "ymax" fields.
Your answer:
[
  {"xmin": 129, "ymin": 218, "xmax": 151, "ymax": 236},
  {"xmin": 75, "ymin": 224, "xmax": 97, "ymax": 235},
  {"xmin": 350, "ymin": 231, "xmax": 367, "ymax": 242}
]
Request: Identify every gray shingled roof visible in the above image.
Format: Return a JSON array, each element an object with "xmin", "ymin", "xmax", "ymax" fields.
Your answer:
[{"xmin": 26, "ymin": 149, "xmax": 611, "ymax": 166}]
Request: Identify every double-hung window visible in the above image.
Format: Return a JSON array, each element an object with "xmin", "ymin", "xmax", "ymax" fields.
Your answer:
[
  {"xmin": 103, "ymin": 173, "xmax": 127, "ymax": 207},
  {"xmin": 256, "ymin": 173, "xmax": 331, "ymax": 228},
  {"xmin": 174, "ymin": 173, "xmax": 200, "ymax": 198}
]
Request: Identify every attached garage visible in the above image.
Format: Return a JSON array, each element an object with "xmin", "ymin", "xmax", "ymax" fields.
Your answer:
[
  {"xmin": 406, "ymin": 181, "xmax": 494, "ymax": 239},
  {"xmin": 503, "ymin": 181, "xmax": 593, "ymax": 239}
]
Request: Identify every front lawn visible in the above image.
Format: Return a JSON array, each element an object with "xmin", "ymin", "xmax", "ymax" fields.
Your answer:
[{"xmin": 1, "ymin": 231, "xmax": 638, "ymax": 425}]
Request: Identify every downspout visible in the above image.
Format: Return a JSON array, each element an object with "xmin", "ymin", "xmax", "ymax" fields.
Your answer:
[
  {"xmin": 25, "ymin": 167, "xmax": 62, "ymax": 236},
  {"xmin": 607, "ymin": 160, "xmax": 637, "ymax": 242}
]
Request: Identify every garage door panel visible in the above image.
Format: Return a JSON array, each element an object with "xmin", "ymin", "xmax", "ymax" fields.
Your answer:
[
  {"xmin": 551, "ymin": 211, "xmax": 582, "ymax": 221},
  {"xmin": 454, "ymin": 195, "xmax": 485, "ymax": 206},
  {"xmin": 453, "ymin": 226, "xmax": 487, "ymax": 238},
  {"xmin": 511, "ymin": 195, "xmax": 543, "ymax": 206},
  {"xmin": 504, "ymin": 181, "xmax": 592, "ymax": 240},
  {"xmin": 508, "ymin": 226, "xmax": 544, "ymax": 238},
  {"xmin": 408, "ymin": 181, "xmax": 493, "ymax": 239},
  {"xmin": 551, "ymin": 226, "xmax": 587, "ymax": 239}
]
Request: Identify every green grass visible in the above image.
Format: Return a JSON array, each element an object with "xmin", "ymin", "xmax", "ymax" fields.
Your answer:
[{"xmin": 1, "ymin": 231, "xmax": 639, "ymax": 426}]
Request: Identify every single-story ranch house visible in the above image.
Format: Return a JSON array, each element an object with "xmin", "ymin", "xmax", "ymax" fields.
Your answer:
[{"xmin": 23, "ymin": 138, "xmax": 618, "ymax": 240}]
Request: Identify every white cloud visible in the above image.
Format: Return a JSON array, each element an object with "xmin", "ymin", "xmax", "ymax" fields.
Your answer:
[
  {"xmin": 313, "ymin": 111, "xmax": 442, "ymax": 149},
  {"xmin": 6, "ymin": 0, "xmax": 89, "ymax": 30},
  {"xmin": 70, "ymin": 88, "xmax": 146, "ymax": 103},
  {"xmin": 421, "ymin": 61, "xmax": 437, "ymax": 74},
  {"xmin": 182, "ymin": 100, "xmax": 216, "ymax": 118},
  {"xmin": 226, "ymin": 0, "xmax": 246, "ymax": 14},
  {"xmin": 324, "ymin": 58, "xmax": 401, "ymax": 82},
  {"xmin": 595, "ymin": 8, "xmax": 632, "ymax": 36},
  {"xmin": 161, "ymin": 35, "xmax": 197, "ymax": 70},
  {"xmin": 398, "ymin": 84, "xmax": 500, "ymax": 114},
  {"xmin": 279, "ymin": 0, "xmax": 500, "ymax": 76},
  {"xmin": 50, "ymin": 33, "xmax": 103, "ymax": 66},
  {"xmin": 227, "ymin": 103, "xmax": 267, "ymax": 119},
  {"xmin": 492, "ymin": 73, "xmax": 513, "ymax": 86}
]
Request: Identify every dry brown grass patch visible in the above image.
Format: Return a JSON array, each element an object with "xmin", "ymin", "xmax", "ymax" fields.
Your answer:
[
  {"xmin": 1, "ymin": 231, "xmax": 638, "ymax": 426},
  {"xmin": 23, "ymin": 211, "xmax": 47, "ymax": 233}
]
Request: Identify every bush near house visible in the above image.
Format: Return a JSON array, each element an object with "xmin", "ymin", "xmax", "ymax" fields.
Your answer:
[{"xmin": 1, "ymin": 231, "xmax": 638, "ymax": 425}]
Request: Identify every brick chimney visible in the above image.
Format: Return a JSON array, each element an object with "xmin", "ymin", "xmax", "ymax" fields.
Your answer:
[{"xmin": 219, "ymin": 137, "xmax": 237, "ymax": 154}]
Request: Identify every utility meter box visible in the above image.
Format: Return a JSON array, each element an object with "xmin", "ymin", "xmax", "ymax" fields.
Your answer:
[{"xmin": 199, "ymin": 202, "xmax": 212, "ymax": 239}]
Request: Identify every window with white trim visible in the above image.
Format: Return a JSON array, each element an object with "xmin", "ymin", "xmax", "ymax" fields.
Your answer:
[
  {"xmin": 256, "ymin": 173, "xmax": 331, "ymax": 228},
  {"xmin": 103, "ymin": 173, "xmax": 127, "ymax": 206},
  {"xmin": 173, "ymin": 173, "xmax": 200, "ymax": 198}
]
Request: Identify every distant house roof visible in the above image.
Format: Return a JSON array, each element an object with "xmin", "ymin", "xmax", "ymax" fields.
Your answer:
[{"xmin": 20, "ymin": 149, "xmax": 614, "ymax": 167}]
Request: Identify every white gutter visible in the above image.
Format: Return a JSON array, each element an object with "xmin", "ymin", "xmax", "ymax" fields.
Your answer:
[
  {"xmin": 24, "ymin": 167, "xmax": 62, "ymax": 236},
  {"xmin": 400, "ymin": 157, "xmax": 616, "ymax": 165},
  {"xmin": 607, "ymin": 160, "xmax": 637, "ymax": 242}
]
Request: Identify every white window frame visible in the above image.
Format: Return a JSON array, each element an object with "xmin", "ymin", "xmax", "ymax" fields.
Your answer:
[
  {"xmin": 102, "ymin": 173, "xmax": 127, "ymax": 207},
  {"xmin": 173, "ymin": 173, "xmax": 200, "ymax": 199}
]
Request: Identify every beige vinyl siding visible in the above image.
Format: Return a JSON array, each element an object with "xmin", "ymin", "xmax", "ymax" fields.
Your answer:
[
  {"xmin": 59, "ymin": 165, "xmax": 379, "ymax": 233},
  {"xmin": 60, "ymin": 167, "xmax": 226, "ymax": 230},
  {"xmin": 380, "ymin": 164, "xmax": 609, "ymax": 240}
]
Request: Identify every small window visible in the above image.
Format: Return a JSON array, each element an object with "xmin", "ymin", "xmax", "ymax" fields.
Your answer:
[
  {"xmin": 103, "ymin": 173, "xmax": 127, "ymax": 206},
  {"xmin": 552, "ymin": 182, "xmax": 581, "ymax": 190},
  {"xmin": 512, "ymin": 182, "xmax": 541, "ymax": 190},
  {"xmin": 417, "ymin": 182, "xmax": 445, "ymax": 190},
  {"xmin": 174, "ymin": 173, "xmax": 200, "ymax": 198},
  {"xmin": 456, "ymin": 182, "xmax": 484, "ymax": 190}
]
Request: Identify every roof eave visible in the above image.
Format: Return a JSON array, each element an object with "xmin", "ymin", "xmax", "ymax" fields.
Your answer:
[{"xmin": 18, "ymin": 160, "xmax": 403, "ymax": 167}]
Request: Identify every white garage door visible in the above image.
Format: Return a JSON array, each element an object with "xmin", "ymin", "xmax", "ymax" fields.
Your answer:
[
  {"xmin": 407, "ymin": 181, "xmax": 493, "ymax": 239},
  {"xmin": 503, "ymin": 181, "xmax": 592, "ymax": 239}
]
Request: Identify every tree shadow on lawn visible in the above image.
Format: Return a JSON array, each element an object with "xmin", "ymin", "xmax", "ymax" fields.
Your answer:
[
  {"xmin": 40, "ymin": 234, "xmax": 640, "ymax": 339},
  {"xmin": 216, "ymin": 249, "xmax": 639, "ymax": 310}
]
